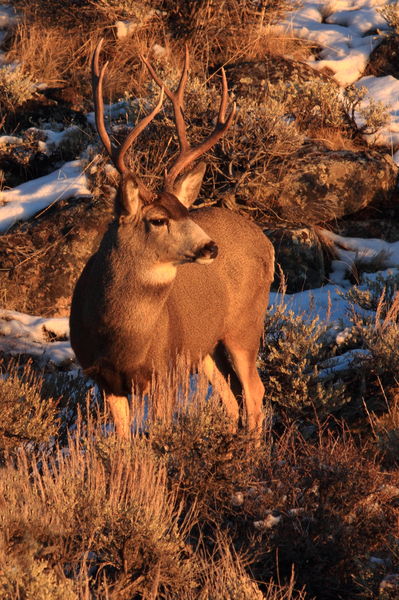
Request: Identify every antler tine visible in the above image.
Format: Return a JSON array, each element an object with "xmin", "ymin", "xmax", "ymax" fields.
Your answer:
[
  {"xmin": 92, "ymin": 39, "xmax": 165, "ymax": 176},
  {"xmin": 141, "ymin": 48, "xmax": 236, "ymax": 191},
  {"xmin": 115, "ymin": 88, "xmax": 165, "ymax": 174},
  {"xmin": 165, "ymin": 67, "xmax": 237, "ymax": 191},
  {"xmin": 141, "ymin": 45, "xmax": 190, "ymax": 154},
  {"xmin": 92, "ymin": 38, "xmax": 113, "ymax": 159},
  {"xmin": 218, "ymin": 68, "xmax": 229, "ymax": 122}
]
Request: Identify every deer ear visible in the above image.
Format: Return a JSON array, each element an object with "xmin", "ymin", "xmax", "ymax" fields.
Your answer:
[
  {"xmin": 173, "ymin": 162, "xmax": 206, "ymax": 208},
  {"xmin": 118, "ymin": 177, "xmax": 142, "ymax": 223}
]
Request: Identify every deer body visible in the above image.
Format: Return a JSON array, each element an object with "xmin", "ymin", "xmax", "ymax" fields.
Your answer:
[
  {"xmin": 70, "ymin": 41, "xmax": 274, "ymax": 439},
  {"xmin": 71, "ymin": 206, "xmax": 273, "ymax": 396}
]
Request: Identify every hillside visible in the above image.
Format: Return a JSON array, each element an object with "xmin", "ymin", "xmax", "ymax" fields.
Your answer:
[{"xmin": 0, "ymin": 1, "xmax": 399, "ymax": 598}]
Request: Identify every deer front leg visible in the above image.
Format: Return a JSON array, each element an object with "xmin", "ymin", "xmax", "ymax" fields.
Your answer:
[
  {"xmin": 202, "ymin": 354, "xmax": 239, "ymax": 432},
  {"xmin": 106, "ymin": 393, "xmax": 131, "ymax": 439},
  {"xmin": 225, "ymin": 345, "xmax": 265, "ymax": 442}
]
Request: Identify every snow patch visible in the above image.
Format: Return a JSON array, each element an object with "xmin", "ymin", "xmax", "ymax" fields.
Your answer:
[
  {"xmin": 0, "ymin": 160, "xmax": 91, "ymax": 232},
  {"xmin": 277, "ymin": 2, "xmax": 383, "ymax": 86},
  {"xmin": 322, "ymin": 229, "xmax": 399, "ymax": 268},
  {"xmin": 0, "ymin": 310, "xmax": 74, "ymax": 366}
]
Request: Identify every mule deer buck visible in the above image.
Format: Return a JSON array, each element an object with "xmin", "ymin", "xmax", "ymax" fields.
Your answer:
[{"xmin": 70, "ymin": 40, "xmax": 275, "ymax": 440}]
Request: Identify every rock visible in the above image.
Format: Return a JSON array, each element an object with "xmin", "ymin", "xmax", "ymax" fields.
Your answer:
[
  {"xmin": 379, "ymin": 573, "xmax": 399, "ymax": 599},
  {"xmin": 0, "ymin": 127, "xmax": 87, "ymax": 188},
  {"xmin": 5, "ymin": 93, "xmax": 87, "ymax": 133},
  {"xmin": 268, "ymin": 148, "xmax": 397, "ymax": 226},
  {"xmin": 0, "ymin": 195, "xmax": 113, "ymax": 317},
  {"xmin": 267, "ymin": 227, "xmax": 325, "ymax": 293},
  {"xmin": 42, "ymin": 86, "xmax": 85, "ymax": 112},
  {"xmin": 231, "ymin": 491, "xmax": 244, "ymax": 507},
  {"xmin": 114, "ymin": 4, "xmax": 156, "ymax": 39},
  {"xmin": 0, "ymin": 140, "xmax": 54, "ymax": 188},
  {"xmin": 224, "ymin": 60, "xmax": 397, "ymax": 225},
  {"xmin": 254, "ymin": 512, "xmax": 282, "ymax": 530},
  {"xmin": 328, "ymin": 190, "xmax": 399, "ymax": 242},
  {"xmin": 364, "ymin": 35, "xmax": 399, "ymax": 80},
  {"xmin": 225, "ymin": 56, "xmax": 336, "ymax": 100},
  {"xmin": 1, "ymin": 97, "xmax": 88, "ymax": 187}
]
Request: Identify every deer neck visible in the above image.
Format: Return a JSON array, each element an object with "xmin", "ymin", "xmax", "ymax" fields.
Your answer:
[{"xmin": 100, "ymin": 231, "xmax": 175, "ymax": 358}]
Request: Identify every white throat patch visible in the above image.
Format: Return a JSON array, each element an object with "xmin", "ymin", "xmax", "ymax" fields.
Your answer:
[{"xmin": 144, "ymin": 263, "xmax": 177, "ymax": 285}]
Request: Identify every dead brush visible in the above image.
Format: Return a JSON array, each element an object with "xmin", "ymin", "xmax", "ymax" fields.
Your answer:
[
  {"xmin": 119, "ymin": 358, "xmax": 269, "ymax": 522},
  {"xmin": 195, "ymin": 534, "xmax": 306, "ymax": 600},
  {"xmin": 8, "ymin": 22, "xmax": 80, "ymax": 89},
  {"xmin": 9, "ymin": 0, "xmax": 296, "ymax": 101},
  {"xmin": 351, "ymin": 292, "xmax": 399, "ymax": 461},
  {"xmin": 349, "ymin": 249, "xmax": 392, "ymax": 285},
  {"xmin": 0, "ymin": 389, "xmax": 301, "ymax": 600},
  {"xmin": 380, "ymin": 4, "xmax": 399, "ymax": 36},
  {"xmin": 8, "ymin": 5, "xmax": 167, "ymax": 99},
  {"xmin": 0, "ymin": 360, "xmax": 59, "ymax": 460},
  {"xmin": 368, "ymin": 380, "xmax": 399, "ymax": 467},
  {"xmin": 351, "ymin": 290, "xmax": 399, "ymax": 379},
  {"xmin": 1, "ymin": 361, "xmax": 399, "ymax": 598},
  {"xmin": 168, "ymin": 0, "xmax": 292, "ymax": 65},
  {"xmin": 245, "ymin": 423, "xmax": 399, "ymax": 599},
  {"xmin": 260, "ymin": 305, "xmax": 350, "ymax": 418},
  {"xmin": 0, "ymin": 416, "xmax": 197, "ymax": 600}
]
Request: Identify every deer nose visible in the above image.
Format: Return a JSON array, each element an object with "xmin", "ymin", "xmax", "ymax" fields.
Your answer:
[{"xmin": 195, "ymin": 240, "xmax": 218, "ymax": 264}]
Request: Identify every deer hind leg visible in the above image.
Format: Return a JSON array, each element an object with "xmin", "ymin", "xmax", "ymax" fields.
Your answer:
[
  {"xmin": 106, "ymin": 393, "xmax": 131, "ymax": 439},
  {"xmin": 202, "ymin": 354, "xmax": 239, "ymax": 432},
  {"xmin": 224, "ymin": 342, "xmax": 265, "ymax": 439}
]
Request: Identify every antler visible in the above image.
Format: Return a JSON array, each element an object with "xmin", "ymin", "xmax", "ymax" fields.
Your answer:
[
  {"xmin": 92, "ymin": 38, "xmax": 164, "ymax": 175},
  {"xmin": 141, "ymin": 47, "xmax": 236, "ymax": 192}
]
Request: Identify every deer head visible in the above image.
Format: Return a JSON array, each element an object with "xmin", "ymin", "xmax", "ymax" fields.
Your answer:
[{"xmin": 91, "ymin": 40, "xmax": 236, "ymax": 275}]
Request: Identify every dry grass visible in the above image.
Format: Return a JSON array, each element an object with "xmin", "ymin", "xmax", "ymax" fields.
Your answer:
[
  {"xmin": 304, "ymin": 126, "xmax": 360, "ymax": 151},
  {"xmin": 369, "ymin": 384, "xmax": 399, "ymax": 467},
  {"xmin": 0, "ymin": 363, "xmax": 307, "ymax": 599},
  {"xmin": 0, "ymin": 361, "xmax": 59, "ymax": 459},
  {"xmin": 0, "ymin": 357, "xmax": 399, "ymax": 599},
  {"xmin": 8, "ymin": 2, "xmax": 167, "ymax": 99},
  {"xmin": 180, "ymin": 0, "xmax": 293, "ymax": 65},
  {"xmin": 0, "ymin": 428, "xmax": 192, "ymax": 599},
  {"xmin": 8, "ymin": 23, "xmax": 83, "ymax": 89},
  {"xmin": 7, "ymin": 0, "xmax": 299, "ymax": 98}
]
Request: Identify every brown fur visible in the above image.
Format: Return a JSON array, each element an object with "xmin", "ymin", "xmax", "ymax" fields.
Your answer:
[
  {"xmin": 71, "ymin": 205, "xmax": 274, "ymax": 389},
  {"xmin": 71, "ymin": 43, "xmax": 274, "ymax": 438},
  {"xmin": 70, "ymin": 192, "xmax": 274, "ymax": 436}
]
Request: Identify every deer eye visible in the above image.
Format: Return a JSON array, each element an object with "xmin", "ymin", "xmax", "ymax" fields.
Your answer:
[{"xmin": 149, "ymin": 218, "xmax": 169, "ymax": 227}]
